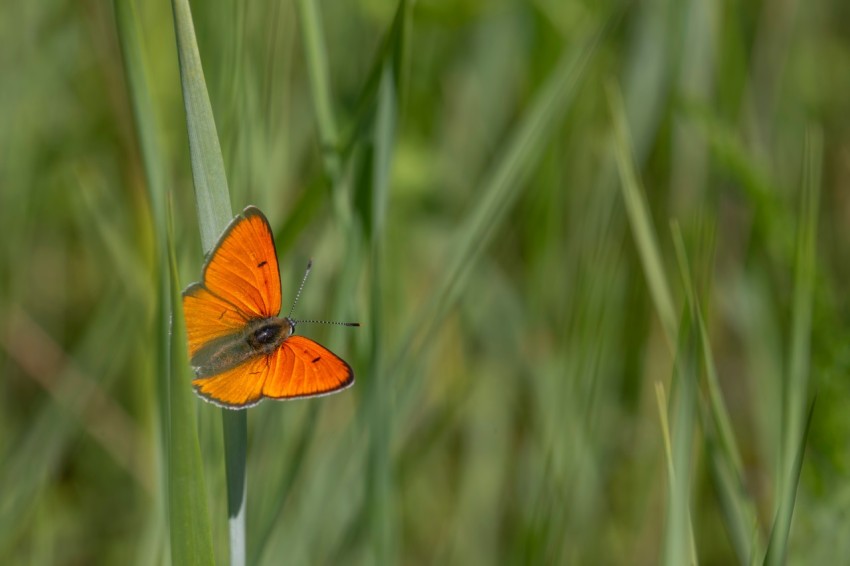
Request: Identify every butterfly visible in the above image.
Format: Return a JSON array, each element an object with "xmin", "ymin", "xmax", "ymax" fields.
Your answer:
[{"xmin": 182, "ymin": 205, "xmax": 358, "ymax": 409}]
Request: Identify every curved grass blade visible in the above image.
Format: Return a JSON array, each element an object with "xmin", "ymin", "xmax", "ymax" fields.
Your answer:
[
  {"xmin": 171, "ymin": 0, "xmax": 233, "ymax": 243},
  {"xmin": 170, "ymin": 0, "xmax": 243, "ymax": 563},
  {"xmin": 166, "ymin": 201, "xmax": 215, "ymax": 565},
  {"xmin": 764, "ymin": 398, "xmax": 816, "ymax": 566},
  {"xmin": 671, "ymin": 224, "xmax": 764, "ymax": 563},
  {"xmin": 672, "ymin": 224, "xmax": 766, "ymax": 562},
  {"xmin": 114, "ymin": 0, "xmax": 172, "ymax": 559},
  {"xmin": 295, "ymin": 0, "xmax": 341, "ymax": 179},
  {"xmin": 765, "ymin": 128, "xmax": 822, "ymax": 566},
  {"xmin": 607, "ymin": 81, "xmax": 676, "ymax": 346},
  {"xmin": 364, "ymin": 63, "xmax": 397, "ymax": 564}
]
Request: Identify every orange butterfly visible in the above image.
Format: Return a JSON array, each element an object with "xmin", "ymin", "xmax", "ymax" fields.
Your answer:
[{"xmin": 182, "ymin": 205, "xmax": 358, "ymax": 408}]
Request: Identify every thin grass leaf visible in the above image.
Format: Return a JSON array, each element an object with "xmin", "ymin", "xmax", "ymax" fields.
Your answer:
[
  {"xmin": 114, "ymin": 1, "xmax": 174, "ymax": 560},
  {"xmin": 341, "ymin": 0, "xmax": 411, "ymax": 158},
  {"xmin": 295, "ymin": 0, "xmax": 340, "ymax": 179},
  {"xmin": 171, "ymin": 0, "xmax": 233, "ymax": 244},
  {"xmin": 608, "ymin": 83, "xmax": 700, "ymax": 563},
  {"xmin": 781, "ymin": 128, "xmax": 821, "ymax": 488},
  {"xmin": 365, "ymin": 63, "xmax": 397, "ymax": 564},
  {"xmin": 672, "ymin": 223, "xmax": 764, "ymax": 562},
  {"xmin": 663, "ymin": 308, "xmax": 699, "ymax": 566},
  {"xmin": 114, "ymin": 0, "xmax": 170, "ymax": 445},
  {"xmin": 166, "ymin": 204, "xmax": 215, "ymax": 565},
  {"xmin": 765, "ymin": 398, "xmax": 817, "ymax": 566},
  {"xmin": 171, "ymin": 0, "xmax": 244, "ymax": 563},
  {"xmin": 765, "ymin": 128, "xmax": 822, "ymax": 566},
  {"xmin": 607, "ymin": 80, "xmax": 676, "ymax": 346},
  {"xmin": 655, "ymin": 382, "xmax": 675, "ymax": 490}
]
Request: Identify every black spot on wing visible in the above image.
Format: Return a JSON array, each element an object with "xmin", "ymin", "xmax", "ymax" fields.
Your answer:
[
  {"xmin": 258, "ymin": 260, "xmax": 267, "ymax": 267},
  {"xmin": 312, "ymin": 356, "xmax": 321, "ymax": 363}
]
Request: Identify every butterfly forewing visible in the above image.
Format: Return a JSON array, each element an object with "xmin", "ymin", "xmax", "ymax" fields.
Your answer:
[{"xmin": 201, "ymin": 206, "xmax": 282, "ymax": 320}]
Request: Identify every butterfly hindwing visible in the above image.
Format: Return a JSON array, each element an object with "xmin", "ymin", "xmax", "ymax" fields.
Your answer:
[
  {"xmin": 263, "ymin": 335, "xmax": 354, "ymax": 399},
  {"xmin": 192, "ymin": 354, "xmax": 270, "ymax": 408}
]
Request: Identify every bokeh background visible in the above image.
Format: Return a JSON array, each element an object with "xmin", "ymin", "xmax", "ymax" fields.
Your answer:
[{"xmin": 2, "ymin": 0, "xmax": 850, "ymax": 564}]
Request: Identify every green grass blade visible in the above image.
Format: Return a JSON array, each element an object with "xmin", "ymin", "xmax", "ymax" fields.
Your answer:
[
  {"xmin": 171, "ymin": 0, "xmax": 233, "ymax": 244},
  {"xmin": 295, "ymin": 0, "xmax": 340, "ymax": 178},
  {"xmin": 341, "ymin": 0, "xmax": 411, "ymax": 157},
  {"xmin": 765, "ymin": 128, "xmax": 822, "ymax": 566},
  {"xmin": 113, "ymin": 0, "xmax": 168, "ymax": 415},
  {"xmin": 607, "ymin": 81, "xmax": 676, "ymax": 346},
  {"xmin": 672, "ymin": 224, "xmax": 764, "ymax": 562},
  {"xmin": 365, "ymin": 63, "xmax": 397, "ymax": 564},
  {"xmin": 171, "ymin": 0, "xmax": 242, "ymax": 563},
  {"xmin": 662, "ymin": 305, "xmax": 698, "ymax": 566},
  {"xmin": 765, "ymin": 398, "xmax": 817, "ymax": 566},
  {"xmin": 608, "ymin": 82, "xmax": 698, "ymax": 563},
  {"xmin": 166, "ymin": 205, "xmax": 215, "ymax": 565},
  {"xmin": 222, "ymin": 409, "xmax": 248, "ymax": 564},
  {"xmin": 113, "ymin": 1, "xmax": 172, "ymax": 560}
]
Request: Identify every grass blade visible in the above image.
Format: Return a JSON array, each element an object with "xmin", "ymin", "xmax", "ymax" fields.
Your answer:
[
  {"xmin": 765, "ymin": 398, "xmax": 817, "ymax": 566},
  {"xmin": 765, "ymin": 128, "xmax": 822, "ymax": 565},
  {"xmin": 171, "ymin": 0, "xmax": 242, "ymax": 563},
  {"xmin": 113, "ymin": 0, "xmax": 173, "ymax": 559},
  {"xmin": 672, "ymin": 224, "xmax": 764, "ymax": 562},
  {"xmin": 171, "ymin": 0, "xmax": 233, "ymax": 243},
  {"xmin": 166, "ymin": 205, "xmax": 215, "ymax": 565},
  {"xmin": 295, "ymin": 0, "xmax": 340, "ymax": 179},
  {"xmin": 607, "ymin": 81, "xmax": 676, "ymax": 346},
  {"xmin": 365, "ymin": 62, "xmax": 397, "ymax": 564}
]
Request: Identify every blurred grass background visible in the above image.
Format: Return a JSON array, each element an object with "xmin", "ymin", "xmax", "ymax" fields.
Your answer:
[{"xmin": 1, "ymin": 0, "xmax": 850, "ymax": 564}]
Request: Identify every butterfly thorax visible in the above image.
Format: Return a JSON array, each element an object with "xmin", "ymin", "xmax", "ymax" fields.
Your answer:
[{"xmin": 246, "ymin": 317, "xmax": 295, "ymax": 354}]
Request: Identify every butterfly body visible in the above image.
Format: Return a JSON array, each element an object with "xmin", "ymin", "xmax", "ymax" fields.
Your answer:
[
  {"xmin": 189, "ymin": 316, "xmax": 294, "ymax": 379},
  {"xmin": 182, "ymin": 206, "xmax": 355, "ymax": 408}
]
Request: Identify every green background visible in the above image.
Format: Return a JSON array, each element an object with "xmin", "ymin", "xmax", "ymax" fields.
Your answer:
[{"xmin": 1, "ymin": 0, "xmax": 849, "ymax": 564}]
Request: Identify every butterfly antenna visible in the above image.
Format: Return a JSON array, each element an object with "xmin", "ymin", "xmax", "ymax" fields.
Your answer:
[
  {"xmin": 292, "ymin": 319, "xmax": 361, "ymax": 327},
  {"xmin": 288, "ymin": 259, "xmax": 313, "ymax": 318}
]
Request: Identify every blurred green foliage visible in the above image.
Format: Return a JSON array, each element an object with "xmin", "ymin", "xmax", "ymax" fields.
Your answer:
[{"xmin": 2, "ymin": 0, "xmax": 850, "ymax": 564}]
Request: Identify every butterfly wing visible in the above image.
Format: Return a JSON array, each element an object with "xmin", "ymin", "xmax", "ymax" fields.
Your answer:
[
  {"xmin": 192, "ymin": 354, "xmax": 270, "ymax": 408},
  {"xmin": 200, "ymin": 206, "xmax": 282, "ymax": 319},
  {"xmin": 182, "ymin": 206, "xmax": 281, "ymax": 363},
  {"xmin": 183, "ymin": 283, "xmax": 250, "ymax": 360},
  {"xmin": 263, "ymin": 335, "xmax": 354, "ymax": 399}
]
